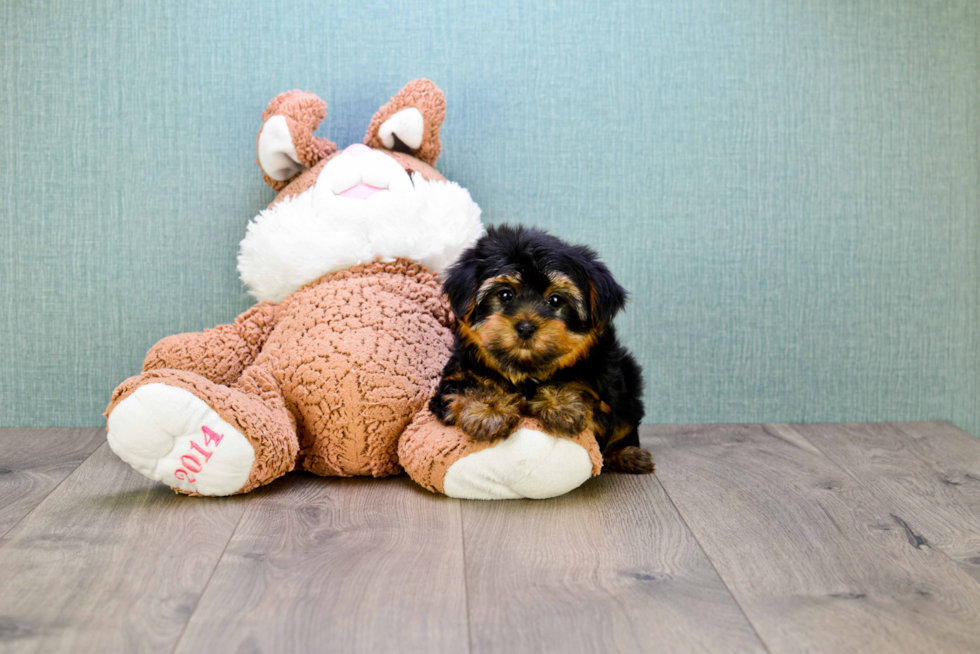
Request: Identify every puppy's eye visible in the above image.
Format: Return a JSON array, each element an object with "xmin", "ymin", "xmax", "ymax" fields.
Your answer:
[
  {"xmin": 498, "ymin": 288, "xmax": 515, "ymax": 303},
  {"xmin": 548, "ymin": 294, "xmax": 563, "ymax": 309}
]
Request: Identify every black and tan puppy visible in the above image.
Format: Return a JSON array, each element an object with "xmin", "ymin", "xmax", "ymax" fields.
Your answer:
[{"xmin": 430, "ymin": 225, "xmax": 653, "ymax": 474}]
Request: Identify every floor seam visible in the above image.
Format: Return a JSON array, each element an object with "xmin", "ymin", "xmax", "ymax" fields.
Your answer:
[
  {"xmin": 652, "ymin": 469, "xmax": 773, "ymax": 654},
  {"xmin": 0, "ymin": 430, "xmax": 105, "ymax": 542},
  {"xmin": 458, "ymin": 500, "xmax": 475, "ymax": 654},
  {"xmin": 168, "ymin": 500, "xmax": 249, "ymax": 654}
]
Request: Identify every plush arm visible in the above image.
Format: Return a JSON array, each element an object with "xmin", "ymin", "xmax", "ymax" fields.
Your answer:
[{"xmin": 142, "ymin": 302, "xmax": 279, "ymax": 386}]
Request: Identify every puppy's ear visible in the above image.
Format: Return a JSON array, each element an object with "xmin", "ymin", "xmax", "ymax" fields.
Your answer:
[
  {"xmin": 586, "ymin": 259, "xmax": 627, "ymax": 332},
  {"xmin": 442, "ymin": 256, "xmax": 479, "ymax": 322}
]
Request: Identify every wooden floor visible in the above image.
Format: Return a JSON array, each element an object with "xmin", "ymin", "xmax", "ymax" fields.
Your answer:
[{"xmin": 2, "ymin": 423, "xmax": 980, "ymax": 653}]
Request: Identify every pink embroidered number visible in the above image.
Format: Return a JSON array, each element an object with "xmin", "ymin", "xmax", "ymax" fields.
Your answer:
[
  {"xmin": 188, "ymin": 441, "xmax": 213, "ymax": 462},
  {"xmin": 181, "ymin": 454, "xmax": 202, "ymax": 473},
  {"xmin": 202, "ymin": 425, "xmax": 224, "ymax": 447},
  {"xmin": 174, "ymin": 426, "xmax": 225, "ymax": 484}
]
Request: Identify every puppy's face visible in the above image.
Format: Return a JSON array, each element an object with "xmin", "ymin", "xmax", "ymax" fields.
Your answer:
[
  {"xmin": 461, "ymin": 269, "xmax": 594, "ymax": 380},
  {"xmin": 444, "ymin": 226, "xmax": 627, "ymax": 383}
]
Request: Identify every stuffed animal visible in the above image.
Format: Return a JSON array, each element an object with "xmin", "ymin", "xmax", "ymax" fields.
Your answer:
[{"xmin": 105, "ymin": 80, "xmax": 602, "ymax": 500}]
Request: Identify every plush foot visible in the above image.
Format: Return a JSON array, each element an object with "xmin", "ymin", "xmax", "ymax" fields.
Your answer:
[
  {"xmin": 399, "ymin": 411, "xmax": 603, "ymax": 500},
  {"xmin": 442, "ymin": 426, "xmax": 594, "ymax": 500},
  {"xmin": 107, "ymin": 383, "xmax": 255, "ymax": 496}
]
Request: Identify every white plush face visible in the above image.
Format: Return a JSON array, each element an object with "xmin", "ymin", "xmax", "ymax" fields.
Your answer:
[
  {"xmin": 242, "ymin": 85, "xmax": 483, "ymax": 302},
  {"xmin": 239, "ymin": 141, "xmax": 484, "ymax": 303},
  {"xmin": 314, "ymin": 143, "xmax": 414, "ymax": 202}
]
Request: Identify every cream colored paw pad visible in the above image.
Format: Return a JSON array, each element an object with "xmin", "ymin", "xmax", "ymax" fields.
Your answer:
[
  {"xmin": 107, "ymin": 384, "xmax": 254, "ymax": 496},
  {"xmin": 443, "ymin": 428, "xmax": 594, "ymax": 500}
]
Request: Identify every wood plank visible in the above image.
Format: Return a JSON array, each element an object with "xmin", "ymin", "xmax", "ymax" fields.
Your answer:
[
  {"xmin": 784, "ymin": 422, "xmax": 980, "ymax": 581},
  {"xmin": 461, "ymin": 471, "xmax": 767, "ymax": 654},
  {"xmin": 172, "ymin": 474, "xmax": 469, "ymax": 654},
  {"xmin": 647, "ymin": 424, "xmax": 980, "ymax": 654},
  {"xmin": 891, "ymin": 422, "xmax": 980, "ymax": 509},
  {"xmin": 0, "ymin": 428, "xmax": 104, "ymax": 538},
  {"xmin": 0, "ymin": 443, "xmax": 249, "ymax": 654}
]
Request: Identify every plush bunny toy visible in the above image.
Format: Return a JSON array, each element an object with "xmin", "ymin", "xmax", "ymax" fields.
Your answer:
[{"xmin": 105, "ymin": 80, "xmax": 602, "ymax": 499}]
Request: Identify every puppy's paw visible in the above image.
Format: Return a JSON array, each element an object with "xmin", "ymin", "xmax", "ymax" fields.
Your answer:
[
  {"xmin": 603, "ymin": 446, "xmax": 655, "ymax": 474},
  {"xmin": 528, "ymin": 385, "xmax": 590, "ymax": 436},
  {"xmin": 450, "ymin": 390, "xmax": 523, "ymax": 442}
]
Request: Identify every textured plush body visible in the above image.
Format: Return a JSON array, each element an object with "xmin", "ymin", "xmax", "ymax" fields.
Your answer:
[
  {"xmin": 110, "ymin": 261, "xmax": 450, "ymax": 492},
  {"xmin": 105, "ymin": 81, "xmax": 603, "ymax": 499}
]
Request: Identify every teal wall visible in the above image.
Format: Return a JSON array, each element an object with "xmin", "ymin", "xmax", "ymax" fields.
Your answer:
[{"xmin": 2, "ymin": 1, "xmax": 978, "ymax": 434}]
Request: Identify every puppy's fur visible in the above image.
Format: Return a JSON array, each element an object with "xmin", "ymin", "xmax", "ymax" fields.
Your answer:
[{"xmin": 430, "ymin": 225, "xmax": 653, "ymax": 474}]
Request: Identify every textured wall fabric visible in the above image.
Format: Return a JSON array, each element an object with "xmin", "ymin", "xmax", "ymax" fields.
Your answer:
[{"xmin": 1, "ymin": 0, "xmax": 978, "ymax": 434}]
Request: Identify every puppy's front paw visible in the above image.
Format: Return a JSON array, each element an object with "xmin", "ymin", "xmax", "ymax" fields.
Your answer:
[
  {"xmin": 528, "ymin": 385, "xmax": 589, "ymax": 436},
  {"xmin": 450, "ymin": 390, "xmax": 523, "ymax": 442}
]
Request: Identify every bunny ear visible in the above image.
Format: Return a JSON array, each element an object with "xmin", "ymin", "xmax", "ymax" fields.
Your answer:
[
  {"xmin": 364, "ymin": 79, "xmax": 446, "ymax": 166},
  {"xmin": 257, "ymin": 91, "xmax": 337, "ymax": 190}
]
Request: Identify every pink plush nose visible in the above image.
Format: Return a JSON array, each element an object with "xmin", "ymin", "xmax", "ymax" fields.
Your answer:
[{"xmin": 344, "ymin": 143, "xmax": 371, "ymax": 157}]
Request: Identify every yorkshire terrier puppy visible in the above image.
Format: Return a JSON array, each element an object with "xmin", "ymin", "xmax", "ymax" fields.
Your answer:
[{"xmin": 429, "ymin": 225, "xmax": 654, "ymax": 474}]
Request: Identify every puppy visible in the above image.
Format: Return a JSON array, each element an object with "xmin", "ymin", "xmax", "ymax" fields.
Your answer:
[{"xmin": 429, "ymin": 225, "xmax": 653, "ymax": 474}]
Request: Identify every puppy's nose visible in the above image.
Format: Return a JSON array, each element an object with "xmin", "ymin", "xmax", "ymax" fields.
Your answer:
[{"xmin": 515, "ymin": 320, "xmax": 537, "ymax": 340}]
